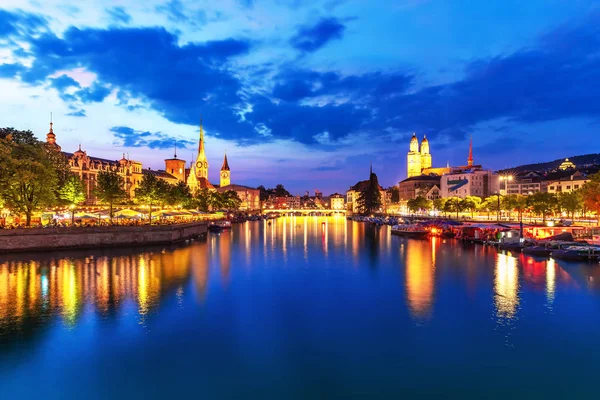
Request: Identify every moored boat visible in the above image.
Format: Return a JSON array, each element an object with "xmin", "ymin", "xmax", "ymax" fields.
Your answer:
[
  {"xmin": 209, "ymin": 220, "xmax": 232, "ymax": 232},
  {"xmin": 390, "ymin": 225, "xmax": 429, "ymax": 239},
  {"xmin": 551, "ymin": 245, "xmax": 600, "ymax": 262}
]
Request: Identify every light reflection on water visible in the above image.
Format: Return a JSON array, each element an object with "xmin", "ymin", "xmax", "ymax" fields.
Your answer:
[{"xmin": 1, "ymin": 217, "xmax": 600, "ymax": 398}]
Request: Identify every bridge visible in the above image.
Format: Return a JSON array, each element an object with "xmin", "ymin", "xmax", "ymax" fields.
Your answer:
[{"xmin": 264, "ymin": 209, "xmax": 346, "ymax": 216}]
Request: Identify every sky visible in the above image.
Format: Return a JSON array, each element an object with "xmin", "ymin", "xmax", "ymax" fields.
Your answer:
[{"xmin": 1, "ymin": 0, "xmax": 599, "ymax": 195}]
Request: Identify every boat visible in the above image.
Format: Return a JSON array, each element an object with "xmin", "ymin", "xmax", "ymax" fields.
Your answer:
[
  {"xmin": 551, "ymin": 245, "xmax": 600, "ymax": 262},
  {"xmin": 208, "ymin": 220, "xmax": 232, "ymax": 232},
  {"xmin": 390, "ymin": 225, "xmax": 429, "ymax": 239},
  {"xmin": 523, "ymin": 241, "xmax": 579, "ymax": 257}
]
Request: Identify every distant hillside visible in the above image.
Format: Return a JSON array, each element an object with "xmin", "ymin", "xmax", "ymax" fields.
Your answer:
[{"xmin": 505, "ymin": 153, "xmax": 600, "ymax": 173}]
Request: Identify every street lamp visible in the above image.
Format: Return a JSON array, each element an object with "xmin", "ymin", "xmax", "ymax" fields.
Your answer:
[{"xmin": 498, "ymin": 174, "xmax": 513, "ymax": 222}]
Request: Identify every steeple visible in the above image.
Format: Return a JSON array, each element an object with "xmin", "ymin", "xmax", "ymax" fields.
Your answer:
[
  {"xmin": 221, "ymin": 152, "xmax": 230, "ymax": 171},
  {"xmin": 195, "ymin": 115, "xmax": 209, "ymax": 180},
  {"xmin": 46, "ymin": 112, "xmax": 58, "ymax": 148},
  {"xmin": 467, "ymin": 135, "xmax": 473, "ymax": 167},
  {"xmin": 369, "ymin": 161, "xmax": 373, "ymax": 176},
  {"xmin": 174, "ymin": 139, "xmax": 178, "ymax": 159}
]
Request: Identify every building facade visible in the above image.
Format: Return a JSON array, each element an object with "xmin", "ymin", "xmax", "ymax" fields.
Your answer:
[
  {"xmin": 330, "ymin": 193, "xmax": 345, "ymax": 210},
  {"xmin": 546, "ymin": 173, "xmax": 590, "ymax": 194},
  {"xmin": 407, "ymin": 133, "xmax": 433, "ymax": 178},
  {"xmin": 440, "ymin": 168, "xmax": 499, "ymax": 198},
  {"xmin": 398, "ymin": 175, "xmax": 441, "ymax": 200}
]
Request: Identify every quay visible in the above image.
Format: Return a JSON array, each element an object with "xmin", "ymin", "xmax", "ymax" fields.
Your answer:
[{"xmin": 0, "ymin": 221, "xmax": 208, "ymax": 253}]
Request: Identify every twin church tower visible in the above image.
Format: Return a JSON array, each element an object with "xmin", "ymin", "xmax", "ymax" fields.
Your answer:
[{"xmin": 406, "ymin": 133, "xmax": 432, "ymax": 178}]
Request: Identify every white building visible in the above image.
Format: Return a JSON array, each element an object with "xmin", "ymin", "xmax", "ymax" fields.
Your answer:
[
  {"xmin": 546, "ymin": 173, "xmax": 590, "ymax": 194},
  {"xmin": 330, "ymin": 193, "xmax": 345, "ymax": 210},
  {"xmin": 440, "ymin": 168, "xmax": 499, "ymax": 198}
]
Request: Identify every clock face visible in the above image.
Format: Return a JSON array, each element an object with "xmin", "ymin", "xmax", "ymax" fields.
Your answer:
[
  {"xmin": 221, "ymin": 172, "xmax": 228, "ymax": 178},
  {"xmin": 196, "ymin": 161, "xmax": 203, "ymax": 169}
]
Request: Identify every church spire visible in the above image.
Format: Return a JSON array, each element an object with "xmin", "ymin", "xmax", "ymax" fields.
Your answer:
[
  {"xmin": 46, "ymin": 112, "xmax": 56, "ymax": 145},
  {"xmin": 174, "ymin": 139, "xmax": 178, "ymax": 159},
  {"xmin": 221, "ymin": 152, "xmax": 230, "ymax": 171},
  {"xmin": 198, "ymin": 116, "xmax": 205, "ymax": 154},
  {"xmin": 467, "ymin": 135, "xmax": 473, "ymax": 167}
]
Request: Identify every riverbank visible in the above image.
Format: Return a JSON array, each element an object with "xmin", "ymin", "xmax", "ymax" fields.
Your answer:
[{"xmin": 0, "ymin": 221, "xmax": 208, "ymax": 253}]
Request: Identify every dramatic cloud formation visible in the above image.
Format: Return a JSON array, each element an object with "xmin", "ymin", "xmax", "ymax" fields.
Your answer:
[
  {"xmin": 110, "ymin": 126, "xmax": 195, "ymax": 150},
  {"xmin": 0, "ymin": 1, "xmax": 599, "ymax": 191},
  {"xmin": 290, "ymin": 17, "xmax": 346, "ymax": 53}
]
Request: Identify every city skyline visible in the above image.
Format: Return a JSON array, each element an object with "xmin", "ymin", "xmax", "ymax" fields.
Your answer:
[{"xmin": 1, "ymin": 1, "xmax": 600, "ymax": 193}]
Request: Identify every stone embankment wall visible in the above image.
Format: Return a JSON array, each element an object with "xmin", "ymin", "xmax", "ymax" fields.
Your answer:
[{"xmin": 0, "ymin": 221, "xmax": 208, "ymax": 253}]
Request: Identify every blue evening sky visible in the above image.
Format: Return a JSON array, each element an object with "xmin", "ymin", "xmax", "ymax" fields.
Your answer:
[{"xmin": 1, "ymin": 0, "xmax": 599, "ymax": 194}]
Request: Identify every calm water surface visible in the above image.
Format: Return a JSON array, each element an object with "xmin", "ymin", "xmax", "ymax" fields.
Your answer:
[{"xmin": 1, "ymin": 217, "xmax": 600, "ymax": 398}]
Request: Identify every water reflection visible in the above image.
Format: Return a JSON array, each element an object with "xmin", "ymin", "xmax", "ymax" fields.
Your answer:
[
  {"xmin": 404, "ymin": 239, "xmax": 436, "ymax": 320},
  {"xmin": 494, "ymin": 253, "xmax": 519, "ymax": 320},
  {"xmin": 0, "ymin": 243, "xmax": 204, "ymax": 341}
]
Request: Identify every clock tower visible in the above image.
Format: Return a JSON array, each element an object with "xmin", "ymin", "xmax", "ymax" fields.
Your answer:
[
  {"xmin": 195, "ymin": 118, "xmax": 209, "ymax": 180},
  {"xmin": 220, "ymin": 152, "xmax": 230, "ymax": 187}
]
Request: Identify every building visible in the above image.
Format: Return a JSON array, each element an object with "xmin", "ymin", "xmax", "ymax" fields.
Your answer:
[
  {"xmin": 546, "ymin": 172, "xmax": 590, "ymax": 194},
  {"xmin": 46, "ymin": 118, "xmax": 260, "ymax": 208},
  {"xmin": 398, "ymin": 175, "xmax": 441, "ymax": 200},
  {"xmin": 558, "ymin": 158, "xmax": 576, "ymax": 171},
  {"xmin": 330, "ymin": 193, "xmax": 345, "ymax": 210},
  {"xmin": 407, "ymin": 133, "xmax": 432, "ymax": 178},
  {"xmin": 505, "ymin": 172, "xmax": 543, "ymax": 196},
  {"xmin": 346, "ymin": 170, "xmax": 388, "ymax": 213},
  {"xmin": 440, "ymin": 168, "xmax": 499, "ymax": 198},
  {"xmin": 424, "ymin": 185, "xmax": 441, "ymax": 201}
]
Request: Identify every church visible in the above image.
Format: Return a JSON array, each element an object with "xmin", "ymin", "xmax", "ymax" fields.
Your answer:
[{"xmin": 45, "ymin": 118, "xmax": 260, "ymax": 210}]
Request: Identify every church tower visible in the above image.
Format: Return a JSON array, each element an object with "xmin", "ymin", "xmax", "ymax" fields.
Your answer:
[
  {"xmin": 195, "ymin": 118, "xmax": 209, "ymax": 180},
  {"xmin": 420, "ymin": 135, "xmax": 432, "ymax": 170},
  {"xmin": 407, "ymin": 133, "xmax": 422, "ymax": 178},
  {"xmin": 45, "ymin": 113, "xmax": 61, "ymax": 151},
  {"xmin": 220, "ymin": 152, "xmax": 230, "ymax": 187},
  {"xmin": 467, "ymin": 136, "xmax": 474, "ymax": 167},
  {"xmin": 165, "ymin": 141, "xmax": 186, "ymax": 182}
]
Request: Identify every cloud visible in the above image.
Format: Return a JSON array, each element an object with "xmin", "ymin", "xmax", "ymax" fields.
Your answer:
[
  {"xmin": 0, "ymin": 63, "xmax": 25, "ymax": 78},
  {"xmin": 76, "ymin": 83, "xmax": 111, "ymax": 103},
  {"xmin": 156, "ymin": 0, "xmax": 206, "ymax": 27},
  {"xmin": 50, "ymin": 74, "xmax": 81, "ymax": 91},
  {"xmin": 66, "ymin": 109, "xmax": 86, "ymax": 117},
  {"xmin": 110, "ymin": 126, "xmax": 195, "ymax": 150},
  {"xmin": 106, "ymin": 7, "xmax": 131, "ymax": 24},
  {"xmin": 0, "ymin": 9, "xmax": 46, "ymax": 38},
  {"xmin": 290, "ymin": 17, "xmax": 346, "ymax": 52}
]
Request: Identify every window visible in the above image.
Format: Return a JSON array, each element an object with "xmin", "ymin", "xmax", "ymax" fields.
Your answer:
[
  {"xmin": 575, "ymin": 185, "xmax": 579, "ymax": 189},
  {"xmin": 566, "ymin": 186, "xmax": 571, "ymax": 190},
  {"xmin": 549, "ymin": 186, "xmax": 555, "ymax": 190}
]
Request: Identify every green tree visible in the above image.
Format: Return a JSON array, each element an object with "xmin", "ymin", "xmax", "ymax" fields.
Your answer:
[
  {"xmin": 195, "ymin": 188, "xmax": 211, "ymax": 212},
  {"xmin": 581, "ymin": 173, "xmax": 600, "ymax": 222},
  {"xmin": 221, "ymin": 190, "xmax": 242, "ymax": 210},
  {"xmin": 59, "ymin": 175, "xmax": 86, "ymax": 225},
  {"xmin": 390, "ymin": 186, "xmax": 400, "ymax": 203},
  {"xmin": 168, "ymin": 181, "xmax": 194, "ymax": 208},
  {"xmin": 0, "ymin": 130, "xmax": 59, "ymax": 226},
  {"xmin": 135, "ymin": 173, "xmax": 165, "ymax": 222},
  {"xmin": 407, "ymin": 196, "xmax": 432, "ymax": 214},
  {"xmin": 207, "ymin": 191, "xmax": 224, "ymax": 211},
  {"xmin": 527, "ymin": 192, "xmax": 558, "ymax": 223},
  {"xmin": 444, "ymin": 196, "xmax": 464, "ymax": 218},
  {"xmin": 460, "ymin": 195, "xmax": 482, "ymax": 218},
  {"xmin": 478, "ymin": 199, "xmax": 492, "ymax": 220},
  {"xmin": 95, "ymin": 170, "xmax": 126, "ymax": 223},
  {"xmin": 505, "ymin": 194, "xmax": 528, "ymax": 222},
  {"xmin": 559, "ymin": 191, "xmax": 583, "ymax": 220},
  {"xmin": 433, "ymin": 198, "xmax": 447, "ymax": 215},
  {"xmin": 356, "ymin": 172, "xmax": 382, "ymax": 215}
]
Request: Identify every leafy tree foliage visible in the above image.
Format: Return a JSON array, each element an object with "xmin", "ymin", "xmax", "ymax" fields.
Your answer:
[
  {"xmin": 581, "ymin": 173, "xmax": 600, "ymax": 221},
  {"xmin": 135, "ymin": 173, "xmax": 167, "ymax": 222},
  {"xmin": 0, "ymin": 128, "xmax": 59, "ymax": 226},
  {"xmin": 407, "ymin": 196, "xmax": 432, "ymax": 213},
  {"xmin": 258, "ymin": 184, "xmax": 291, "ymax": 201},
  {"xmin": 526, "ymin": 192, "xmax": 558, "ymax": 222},
  {"xmin": 558, "ymin": 191, "xmax": 582, "ymax": 220},
  {"xmin": 59, "ymin": 175, "xmax": 86, "ymax": 225},
  {"xmin": 390, "ymin": 186, "xmax": 400, "ymax": 203},
  {"xmin": 356, "ymin": 172, "xmax": 382, "ymax": 215},
  {"xmin": 444, "ymin": 196, "xmax": 464, "ymax": 218},
  {"xmin": 460, "ymin": 195, "xmax": 482, "ymax": 218},
  {"xmin": 95, "ymin": 170, "xmax": 126, "ymax": 223}
]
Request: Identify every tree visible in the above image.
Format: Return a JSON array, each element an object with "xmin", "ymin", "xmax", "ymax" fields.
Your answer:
[
  {"xmin": 407, "ymin": 196, "xmax": 431, "ymax": 214},
  {"xmin": 59, "ymin": 175, "xmax": 86, "ymax": 225},
  {"xmin": 527, "ymin": 192, "xmax": 557, "ymax": 223},
  {"xmin": 460, "ymin": 195, "xmax": 482, "ymax": 218},
  {"xmin": 505, "ymin": 194, "xmax": 528, "ymax": 222},
  {"xmin": 356, "ymin": 172, "xmax": 382, "ymax": 215},
  {"xmin": 0, "ymin": 129, "xmax": 59, "ymax": 226},
  {"xmin": 433, "ymin": 198, "xmax": 447, "ymax": 215},
  {"xmin": 581, "ymin": 173, "xmax": 600, "ymax": 222},
  {"xmin": 135, "ymin": 173, "xmax": 164, "ymax": 222},
  {"xmin": 478, "ymin": 199, "xmax": 492, "ymax": 220},
  {"xmin": 207, "ymin": 191, "xmax": 224, "ymax": 211},
  {"xmin": 444, "ymin": 196, "xmax": 464, "ymax": 218},
  {"xmin": 195, "ymin": 188, "xmax": 211, "ymax": 212},
  {"xmin": 95, "ymin": 170, "xmax": 126, "ymax": 223},
  {"xmin": 390, "ymin": 186, "xmax": 400, "ymax": 203},
  {"xmin": 559, "ymin": 191, "xmax": 583, "ymax": 220},
  {"xmin": 221, "ymin": 190, "xmax": 242, "ymax": 210},
  {"xmin": 274, "ymin": 184, "xmax": 291, "ymax": 197},
  {"xmin": 168, "ymin": 181, "xmax": 194, "ymax": 208}
]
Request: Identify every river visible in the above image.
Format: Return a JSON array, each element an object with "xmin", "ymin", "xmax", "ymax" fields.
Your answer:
[{"xmin": 1, "ymin": 216, "xmax": 599, "ymax": 398}]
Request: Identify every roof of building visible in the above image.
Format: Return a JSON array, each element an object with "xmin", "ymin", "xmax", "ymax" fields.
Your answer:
[
  {"xmin": 142, "ymin": 169, "xmax": 178, "ymax": 180},
  {"xmin": 399, "ymin": 175, "xmax": 441, "ymax": 184},
  {"xmin": 221, "ymin": 154, "xmax": 230, "ymax": 171},
  {"xmin": 349, "ymin": 179, "xmax": 384, "ymax": 192},
  {"xmin": 197, "ymin": 177, "xmax": 215, "ymax": 189},
  {"xmin": 217, "ymin": 184, "xmax": 258, "ymax": 192}
]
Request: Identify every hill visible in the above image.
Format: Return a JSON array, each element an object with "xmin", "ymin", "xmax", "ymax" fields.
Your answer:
[{"xmin": 504, "ymin": 153, "xmax": 600, "ymax": 173}]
